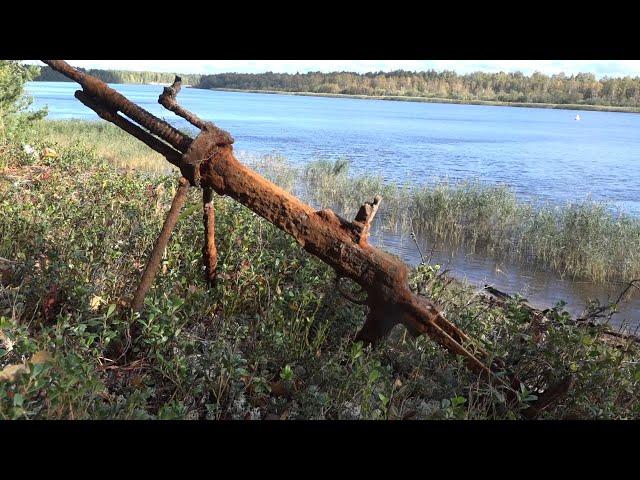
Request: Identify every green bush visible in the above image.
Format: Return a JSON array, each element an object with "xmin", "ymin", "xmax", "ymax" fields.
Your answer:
[{"xmin": 0, "ymin": 60, "xmax": 47, "ymax": 144}]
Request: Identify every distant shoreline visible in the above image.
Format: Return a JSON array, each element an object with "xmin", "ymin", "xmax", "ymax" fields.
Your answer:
[
  {"xmin": 28, "ymin": 80, "xmax": 640, "ymax": 113},
  {"xmin": 206, "ymin": 87, "xmax": 640, "ymax": 113}
]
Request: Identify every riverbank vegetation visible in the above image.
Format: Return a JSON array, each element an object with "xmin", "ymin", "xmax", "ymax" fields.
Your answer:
[
  {"xmin": 209, "ymin": 88, "xmax": 640, "ymax": 113},
  {"xmin": 2, "ymin": 134, "xmax": 639, "ymax": 419},
  {"xmin": 2, "ymin": 62, "xmax": 639, "ymax": 419},
  {"xmin": 300, "ymin": 160, "xmax": 640, "ymax": 285},
  {"xmin": 30, "ymin": 120, "xmax": 640, "ymax": 285}
]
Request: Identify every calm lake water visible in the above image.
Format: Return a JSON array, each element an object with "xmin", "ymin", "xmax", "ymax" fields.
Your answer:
[{"xmin": 25, "ymin": 81, "xmax": 640, "ymax": 328}]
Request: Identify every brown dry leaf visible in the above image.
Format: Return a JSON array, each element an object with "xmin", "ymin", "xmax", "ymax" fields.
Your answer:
[
  {"xmin": 30, "ymin": 351, "xmax": 53, "ymax": 365},
  {"xmin": 155, "ymin": 183, "xmax": 167, "ymax": 213},
  {"xmin": 130, "ymin": 375, "xmax": 145, "ymax": 388},
  {"xmin": 0, "ymin": 363, "xmax": 30, "ymax": 383},
  {"xmin": 269, "ymin": 380, "xmax": 287, "ymax": 398}
]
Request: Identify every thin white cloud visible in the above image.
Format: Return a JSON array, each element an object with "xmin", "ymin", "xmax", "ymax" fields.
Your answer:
[{"xmin": 25, "ymin": 60, "xmax": 640, "ymax": 78}]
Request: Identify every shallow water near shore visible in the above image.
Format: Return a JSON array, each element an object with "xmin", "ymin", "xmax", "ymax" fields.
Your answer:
[
  {"xmin": 25, "ymin": 81, "xmax": 640, "ymax": 329},
  {"xmin": 368, "ymin": 228, "xmax": 639, "ymax": 330}
]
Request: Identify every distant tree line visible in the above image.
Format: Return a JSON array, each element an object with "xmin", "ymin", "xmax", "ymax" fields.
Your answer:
[
  {"xmin": 33, "ymin": 66, "xmax": 640, "ymax": 108},
  {"xmin": 34, "ymin": 65, "xmax": 201, "ymax": 86},
  {"xmin": 196, "ymin": 70, "xmax": 640, "ymax": 107}
]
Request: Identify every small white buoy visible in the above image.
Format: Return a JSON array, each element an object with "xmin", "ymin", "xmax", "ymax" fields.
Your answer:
[{"xmin": 575, "ymin": 114, "xmax": 581, "ymax": 121}]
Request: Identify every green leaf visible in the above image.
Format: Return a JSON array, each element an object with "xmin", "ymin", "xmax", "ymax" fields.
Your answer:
[
  {"xmin": 281, "ymin": 365, "xmax": 293, "ymax": 381},
  {"xmin": 106, "ymin": 304, "xmax": 116, "ymax": 318},
  {"xmin": 369, "ymin": 369, "xmax": 381, "ymax": 383},
  {"xmin": 351, "ymin": 342, "xmax": 363, "ymax": 360},
  {"xmin": 582, "ymin": 335, "xmax": 594, "ymax": 346}
]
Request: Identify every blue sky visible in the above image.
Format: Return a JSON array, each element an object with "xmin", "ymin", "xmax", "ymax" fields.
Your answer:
[{"xmin": 28, "ymin": 60, "xmax": 640, "ymax": 78}]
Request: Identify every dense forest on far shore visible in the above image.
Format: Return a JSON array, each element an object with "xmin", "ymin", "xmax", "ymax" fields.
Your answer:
[
  {"xmin": 34, "ymin": 65, "xmax": 201, "ymax": 86},
  {"xmin": 33, "ymin": 65, "xmax": 640, "ymax": 109},
  {"xmin": 197, "ymin": 70, "xmax": 640, "ymax": 108}
]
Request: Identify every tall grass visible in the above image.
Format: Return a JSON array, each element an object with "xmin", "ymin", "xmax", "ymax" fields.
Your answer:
[
  {"xmin": 32, "ymin": 120, "xmax": 173, "ymax": 174},
  {"xmin": 301, "ymin": 159, "xmax": 640, "ymax": 284}
]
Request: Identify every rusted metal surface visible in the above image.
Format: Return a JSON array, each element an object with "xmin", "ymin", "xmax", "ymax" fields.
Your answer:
[
  {"xmin": 41, "ymin": 60, "xmax": 192, "ymax": 154},
  {"xmin": 43, "ymin": 59, "xmax": 559, "ymax": 414},
  {"xmin": 158, "ymin": 76, "xmax": 208, "ymax": 130},
  {"xmin": 353, "ymin": 194, "xmax": 382, "ymax": 246},
  {"xmin": 182, "ymin": 125, "xmax": 234, "ymax": 187},
  {"xmin": 75, "ymin": 90, "xmax": 190, "ymax": 178},
  {"xmin": 199, "ymin": 146, "xmax": 495, "ymax": 377},
  {"xmin": 130, "ymin": 177, "xmax": 190, "ymax": 313},
  {"xmin": 202, "ymin": 187, "xmax": 218, "ymax": 287},
  {"xmin": 158, "ymin": 75, "xmax": 234, "ymax": 187}
]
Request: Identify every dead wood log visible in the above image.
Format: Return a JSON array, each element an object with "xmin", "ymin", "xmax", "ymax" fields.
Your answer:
[{"xmin": 42, "ymin": 60, "xmax": 562, "ymax": 414}]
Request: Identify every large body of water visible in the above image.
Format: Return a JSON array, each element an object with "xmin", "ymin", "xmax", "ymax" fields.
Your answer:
[{"xmin": 25, "ymin": 81, "xmax": 640, "ymax": 328}]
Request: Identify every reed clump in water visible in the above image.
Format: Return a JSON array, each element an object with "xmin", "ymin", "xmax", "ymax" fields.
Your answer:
[{"xmin": 300, "ymin": 159, "xmax": 640, "ymax": 284}]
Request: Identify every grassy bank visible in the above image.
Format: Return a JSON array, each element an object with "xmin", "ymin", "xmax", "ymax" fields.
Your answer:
[
  {"xmin": 208, "ymin": 88, "xmax": 640, "ymax": 114},
  {"xmin": 1, "ymin": 135, "xmax": 639, "ymax": 419},
  {"xmin": 29, "ymin": 121, "xmax": 640, "ymax": 285},
  {"xmin": 33, "ymin": 120, "xmax": 170, "ymax": 174}
]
